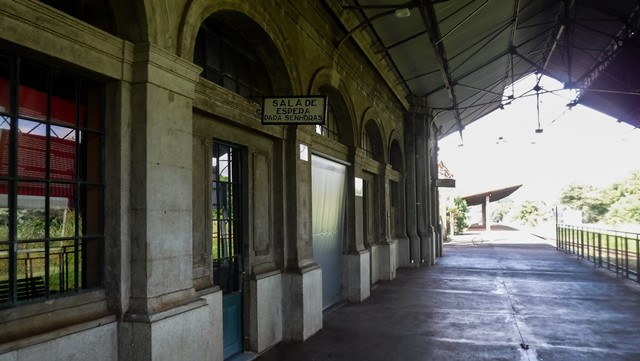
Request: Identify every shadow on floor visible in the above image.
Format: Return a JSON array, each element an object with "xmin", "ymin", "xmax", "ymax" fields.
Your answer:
[{"xmin": 258, "ymin": 234, "xmax": 640, "ymax": 361}]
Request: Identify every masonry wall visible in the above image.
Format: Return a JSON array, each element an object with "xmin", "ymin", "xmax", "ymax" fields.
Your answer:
[{"xmin": 0, "ymin": 1, "xmax": 441, "ymax": 360}]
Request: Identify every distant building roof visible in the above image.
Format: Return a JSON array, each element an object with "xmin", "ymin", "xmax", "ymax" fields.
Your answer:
[{"xmin": 462, "ymin": 185, "xmax": 522, "ymax": 206}]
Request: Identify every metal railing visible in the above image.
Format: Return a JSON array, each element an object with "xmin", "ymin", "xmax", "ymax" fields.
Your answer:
[
  {"xmin": 556, "ymin": 224, "xmax": 640, "ymax": 282},
  {"xmin": 1, "ymin": 245, "xmax": 78, "ymax": 303}
]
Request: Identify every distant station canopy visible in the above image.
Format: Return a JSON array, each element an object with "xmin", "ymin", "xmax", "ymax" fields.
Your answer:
[{"xmin": 463, "ymin": 185, "xmax": 522, "ymax": 231}]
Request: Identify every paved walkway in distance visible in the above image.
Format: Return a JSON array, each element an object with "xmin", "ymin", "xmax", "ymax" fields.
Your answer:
[{"xmin": 257, "ymin": 230, "xmax": 640, "ymax": 361}]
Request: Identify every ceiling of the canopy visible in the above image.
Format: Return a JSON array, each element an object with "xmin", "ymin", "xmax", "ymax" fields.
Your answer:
[{"xmin": 341, "ymin": 0, "xmax": 640, "ymax": 139}]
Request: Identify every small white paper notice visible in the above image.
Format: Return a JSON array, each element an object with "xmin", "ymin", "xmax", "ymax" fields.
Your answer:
[{"xmin": 299, "ymin": 143, "xmax": 308, "ymax": 161}]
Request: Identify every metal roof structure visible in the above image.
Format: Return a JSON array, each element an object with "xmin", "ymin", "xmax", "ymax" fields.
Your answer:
[{"xmin": 341, "ymin": 0, "xmax": 640, "ymax": 139}]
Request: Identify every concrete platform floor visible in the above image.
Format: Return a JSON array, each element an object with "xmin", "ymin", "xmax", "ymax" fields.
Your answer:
[{"xmin": 257, "ymin": 231, "xmax": 640, "ymax": 361}]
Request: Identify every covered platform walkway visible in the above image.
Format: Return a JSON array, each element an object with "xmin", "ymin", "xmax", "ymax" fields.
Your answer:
[{"xmin": 258, "ymin": 230, "xmax": 640, "ymax": 361}]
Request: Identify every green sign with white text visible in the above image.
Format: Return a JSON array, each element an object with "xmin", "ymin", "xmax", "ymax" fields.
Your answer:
[{"xmin": 262, "ymin": 96, "xmax": 327, "ymax": 125}]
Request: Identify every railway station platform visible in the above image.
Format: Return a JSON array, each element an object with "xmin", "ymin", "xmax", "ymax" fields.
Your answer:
[{"xmin": 257, "ymin": 229, "xmax": 640, "ymax": 361}]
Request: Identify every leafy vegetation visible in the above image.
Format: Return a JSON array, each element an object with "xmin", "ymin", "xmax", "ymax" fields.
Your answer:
[
  {"xmin": 559, "ymin": 170, "xmax": 640, "ymax": 225},
  {"xmin": 491, "ymin": 198, "xmax": 514, "ymax": 223},
  {"xmin": 512, "ymin": 200, "xmax": 546, "ymax": 226},
  {"xmin": 449, "ymin": 196, "xmax": 469, "ymax": 235},
  {"xmin": 0, "ymin": 208, "xmax": 79, "ymax": 293}
]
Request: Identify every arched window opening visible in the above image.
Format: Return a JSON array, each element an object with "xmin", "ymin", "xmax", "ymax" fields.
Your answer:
[
  {"xmin": 194, "ymin": 18, "xmax": 273, "ymax": 103},
  {"xmin": 389, "ymin": 140, "xmax": 403, "ymax": 172},
  {"xmin": 315, "ymin": 103, "xmax": 340, "ymax": 141},
  {"xmin": 363, "ymin": 120, "xmax": 383, "ymax": 162},
  {"xmin": 362, "ymin": 128, "xmax": 374, "ymax": 159},
  {"xmin": 39, "ymin": 0, "xmax": 116, "ymax": 36},
  {"xmin": 315, "ymin": 88, "xmax": 354, "ymax": 146}
]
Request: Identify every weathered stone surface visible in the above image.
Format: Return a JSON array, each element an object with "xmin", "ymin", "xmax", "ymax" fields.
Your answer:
[
  {"xmin": 0, "ymin": 1, "xmax": 436, "ymax": 358},
  {"xmin": 250, "ymin": 272, "xmax": 283, "ymax": 352},
  {"xmin": 282, "ymin": 266, "xmax": 323, "ymax": 341},
  {"xmin": 344, "ymin": 251, "xmax": 371, "ymax": 302}
]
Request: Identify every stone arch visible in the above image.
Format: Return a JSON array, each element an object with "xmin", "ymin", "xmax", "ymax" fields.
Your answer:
[
  {"xmin": 39, "ymin": 0, "xmax": 148, "ymax": 43},
  {"xmin": 178, "ymin": 0, "xmax": 299, "ymax": 94},
  {"xmin": 309, "ymin": 67, "xmax": 357, "ymax": 148},
  {"xmin": 388, "ymin": 132, "xmax": 404, "ymax": 172},
  {"xmin": 111, "ymin": 0, "xmax": 148, "ymax": 43}
]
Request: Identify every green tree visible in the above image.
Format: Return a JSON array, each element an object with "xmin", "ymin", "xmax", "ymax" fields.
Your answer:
[
  {"xmin": 604, "ymin": 196, "xmax": 640, "ymax": 225},
  {"xmin": 559, "ymin": 183, "xmax": 610, "ymax": 223},
  {"xmin": 491, "ymin": 198, "xmax": 514, "ymax": 223},
  {"xmin": 450, "ymin": 196, "xmax": 469, "ymax": 235},
  {"xmin": 603, "ymin": 171, "xmax": 640, "ymax": 224},
  {"xmin": 513, "ymin": 200, "xmax": 543, "ymax": 226},
  {"xmin": 559, "ymin": 171, "xmax": 640, "ymax": 225}
]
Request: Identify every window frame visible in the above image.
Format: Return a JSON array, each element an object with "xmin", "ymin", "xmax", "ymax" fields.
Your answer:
[
  {"xmin": 362, "ymin": 128, "xmax": 374, "ymax": 159},
  {"xmin": 315, "ymin": 103, "xmax": 340, "ymax": 141},
  {"xmin": 211, "ymin": 140, "xmax": 244, "ymax": 295},
  {"xmin": 194, "ymin": 19, "xmax": 273, "ymax": 103},
  {"xmin": 0, "ymin": 53, "xmax": 105, "ymax": 309}
]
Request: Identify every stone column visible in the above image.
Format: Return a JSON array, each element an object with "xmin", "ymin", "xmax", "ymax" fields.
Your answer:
[
  {"xmin": 120, "ymin": 44, "xmax": 215, "ymax": 361},
  {"xmin": 282, "ymin": 126, "xmax": 322, "ymax": 341},
  {"xmin": 432, "ymin": 122, "xmax": 444, "ymax": 258},
  {"xmin": 403, "ymin": 96, "xmax": 428, "ymax": 267},
  {"xmin": 414, "ymin": 100, "xmax": 431, "ymax": 266},
  {"xmin": 430, "ymin": 130, "xmax": 446, "ymax": 258},
  {"xmin": 379, "ymin": 164, "xmax": 397, "ymax": 280},
  {"xmin": 426, "ymin": 121, "xmax": 439, "ymax": 264},
  {"xmin": 348, "ymin": 150, "xmax": 367, "ymax": 253},
  {"xmin": 485, "ymin": 195, "xmax": 492, "ymax": 231},
  {"xmin": 344, "ymin": 149, "xmax": 370, "ymax": 302}
]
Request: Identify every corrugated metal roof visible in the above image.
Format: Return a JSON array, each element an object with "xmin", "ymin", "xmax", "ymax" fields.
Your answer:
[{"xmin": 343, "ymin": 0, "xmax": 640, "ymax": 138}]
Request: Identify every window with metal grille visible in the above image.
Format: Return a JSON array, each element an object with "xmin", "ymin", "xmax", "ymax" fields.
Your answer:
[
  {"xmin": 211, "ymin": 142, "xmax": 243, "ymax": 294},
  {"xmin": 194, "ymin": 19, "xmax": 273, "ymax": 104},
  {"xmin": 362, "ymin": 128, "xmax": 374, "ymax": 159},
  {"xmin": 315, "ymin": 103, "xmax": 340, "ymax": 141},
  {"xmin": 0, "ymin": 53, "xmax": 104, "ymax": 307}
]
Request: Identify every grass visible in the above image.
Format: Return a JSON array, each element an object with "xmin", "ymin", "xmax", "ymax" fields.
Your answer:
[{"xmin": 1, "ymin": 208, "xmax": 82, "ymax": 295}]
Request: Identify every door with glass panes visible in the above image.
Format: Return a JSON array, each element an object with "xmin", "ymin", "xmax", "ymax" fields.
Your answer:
[{"xmin": 211, "ymin": 142, "xmax": 244, "ymax": 359}]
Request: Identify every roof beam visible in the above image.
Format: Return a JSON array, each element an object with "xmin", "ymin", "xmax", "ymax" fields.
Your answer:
[
  {"xmin": 418, "ymin": 0, "xmax": 464, "ymax": 137},
  {"xmin": 425, "ymin": 48, "xmax": 511, "ymax": 97},
  {"xmin": 574, "ymin": 4, "xmax": 640, "ymax": 90},
  {"xmin": 542, "ymin": 0, "xmax": 575, "ymax": 71}
]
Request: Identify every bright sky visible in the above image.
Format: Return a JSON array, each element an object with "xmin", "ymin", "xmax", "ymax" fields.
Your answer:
[{"xmin": 438, "ymin": 74, "xmax": 640, "ymax": 205}]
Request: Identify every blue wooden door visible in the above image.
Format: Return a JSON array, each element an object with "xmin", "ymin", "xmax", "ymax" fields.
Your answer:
[{"xmin": 223, "ymin": 291, "xmax": 243, "ymax": 359}]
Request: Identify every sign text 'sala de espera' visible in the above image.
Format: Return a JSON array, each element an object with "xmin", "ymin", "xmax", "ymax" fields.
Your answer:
[{"xmin": 262, "ymin": 96, "xmax": 327, "ymax": 124}]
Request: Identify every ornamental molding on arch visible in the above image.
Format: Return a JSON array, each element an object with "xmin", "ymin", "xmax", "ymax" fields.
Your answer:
[
  {"xmin": 388, "ymin": 129, "xmax": 405, "ymax": 172},
  {"xmin": 177, "ymin": 0, "xmax": 300, "ymax": 93},
  {"xmin": 308, "ymin": 67, "xmax": 358, "ymax": 148}
]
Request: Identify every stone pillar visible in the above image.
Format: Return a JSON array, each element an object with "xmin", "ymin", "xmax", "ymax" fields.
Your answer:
[
  {"xmin": 433, "ymin": 126, "xmax": 445, "ymax": 258},
  {"xmin": 104, "ymin": 79, "xmax": 132, "ymax": 317},
  {"xmin": 379, "ymin": 164, "xmax": 397, "ymax": 280},
  {"xmin": 482, "ymin": 202, "xmax": 487, "ymax": 228},
  {"xmin": 414, "ymin": 100, "xmax": 431, "ymax": 266},
  {"xmin": 282, "ymin": 127, "xmax": 322, "ymax": 341},
  {"xmin": 403, "ymin": 109, "xmax": 419, "ymax": 267},
  {"xmin": 485, "ymin": 195, "xmax": 492, "ymax": 231},
  {"xmin": 405, "ymin": 97, "xmax": 429, "ymax": 267},
  {"xmin": 427, "ymin": 121, "xmax": 439, "ymax": 264},
  {"xmin": 344, "ymin": 149, "xmax": 370, "ymax": 302},
  {"xmin": 120, "ymin": 44, "xmax": 215, "ymax": 361}
]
